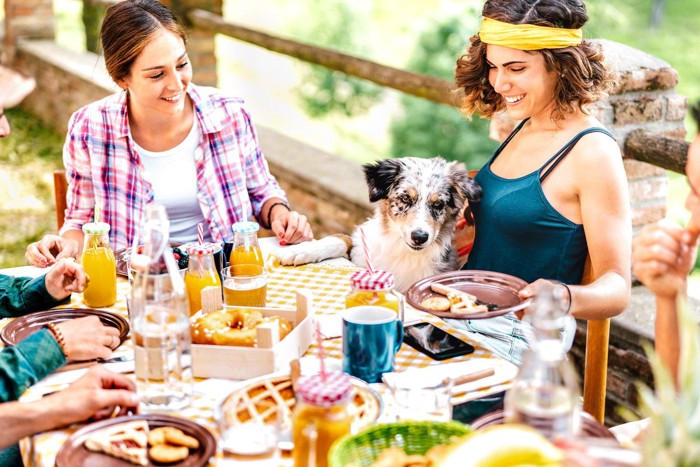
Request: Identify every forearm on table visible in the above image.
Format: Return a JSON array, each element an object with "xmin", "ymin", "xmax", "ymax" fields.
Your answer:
[
  {"xmin": 0, "ymin": 399, "xmax": 64, "ymax": 449},
  {"xmin": 569, "ymin": 271, "xmax": 630, "ymax": 320}
]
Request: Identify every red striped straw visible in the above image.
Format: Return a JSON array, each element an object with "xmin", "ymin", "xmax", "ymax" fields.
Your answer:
[
  {"xmin": 315, "ymin": 320, "xmax": 327, "ymax": 382},
  {"xmin": 197, "ymin": 223, "xmax": 204, "ymax": 245},
  {"xmin": 359, "ymin": 226, "xmax": 375, "ymax": 275}
]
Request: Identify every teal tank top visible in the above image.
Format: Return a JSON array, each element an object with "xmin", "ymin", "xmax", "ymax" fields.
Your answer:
[{"xmin": 463, "ymin": 119, "xmax": 615, "ymax": 284}]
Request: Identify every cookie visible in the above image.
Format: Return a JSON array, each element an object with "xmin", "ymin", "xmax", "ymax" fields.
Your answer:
[
  {"xmin": 420, "ymin": 296, "xmax": 451, "ymax": 312},
  {"xmin": 149, "ymin": 444, "xmax": 189, "ymax": 464},
  {"xmin": 164, "ymin": 427, "xmax": 200, "ymax": 449},
  {"xmin": 147, "ymin": 427, "xmax": 168, "ymax": 446}
]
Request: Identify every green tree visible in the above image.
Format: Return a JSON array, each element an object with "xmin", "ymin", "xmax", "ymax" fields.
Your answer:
[
  {"xmin": 389, "ymin": 16, "xmax": 497, "ymax": 168},
  {"xmin": 292, "ymin": 0, "xmax": 383, "ymax": 117}
]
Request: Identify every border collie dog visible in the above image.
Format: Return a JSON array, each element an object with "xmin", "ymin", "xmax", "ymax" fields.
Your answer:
[{"xmin": 276, "ymin": 157, "xmax": 481, "ymax": 292}]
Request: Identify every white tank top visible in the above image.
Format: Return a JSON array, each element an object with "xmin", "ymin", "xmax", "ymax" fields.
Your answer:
[{"xmin": 133, "ymin": 118, "xmax": 212, "ymax": 243}]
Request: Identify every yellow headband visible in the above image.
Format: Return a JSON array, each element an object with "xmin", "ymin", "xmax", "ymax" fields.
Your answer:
[{"xmin": 478, "ymin": 17, "xmax": 583, "ymax": 50}]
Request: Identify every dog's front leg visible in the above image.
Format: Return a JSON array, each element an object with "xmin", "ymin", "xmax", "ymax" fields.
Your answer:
[{"xmin": 275, "ymin": 234, "xmax": 352, "ymax": 266}]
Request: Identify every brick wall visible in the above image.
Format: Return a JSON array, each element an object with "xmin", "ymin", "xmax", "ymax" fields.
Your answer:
[{"xmin": 2, "ymin": 0, "xmax": 54, "ymax": 61}]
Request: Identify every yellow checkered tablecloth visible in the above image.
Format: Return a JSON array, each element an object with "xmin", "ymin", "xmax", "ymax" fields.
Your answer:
[{"xmin": 19, "ymin": 261, "xmax": 511, "ymax": 466}]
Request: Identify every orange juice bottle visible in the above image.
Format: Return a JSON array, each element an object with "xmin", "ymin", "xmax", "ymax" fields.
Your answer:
[
  {"xmin": 184, "ymin": 243, "xmax": 222, "ymax": 315},
  {"xmin": 81, "ymin": 222, "xmax": 117, "ymax": 307},
  {"xmin": 230, "ymin": 221, "xmax": 264, "ymax": 275},
  {"xmin": 293, "ymin": 372, "xmax": 352, "ymax": 467}
]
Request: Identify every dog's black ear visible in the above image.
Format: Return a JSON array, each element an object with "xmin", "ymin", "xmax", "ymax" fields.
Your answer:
[
  {"xmin": 446, "ymin": 161, "xmax": 482, "ymax": 209},
  {"xmin": 363, "ymin": 159, "xmax": 404, "ymax": 202}
]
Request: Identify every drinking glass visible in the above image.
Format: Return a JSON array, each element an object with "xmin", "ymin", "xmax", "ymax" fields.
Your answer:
[
  {"xmin": 222, "ymin": 265, "xmax": 267, "ymax": 307},
  {"xmin": 389, "ymin": 376, "xmax": 454, "ymax": 422}
]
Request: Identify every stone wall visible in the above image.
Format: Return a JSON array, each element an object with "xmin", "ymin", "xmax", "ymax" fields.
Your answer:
[{"xmin": 8, "ymin": 35, "xmax": 688, "ymax": 426}]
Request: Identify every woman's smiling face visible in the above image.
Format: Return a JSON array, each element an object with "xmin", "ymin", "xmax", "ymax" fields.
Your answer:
[
  {"xmin": 119, "ymin": 28, "xmax": 192, "ymax": 117},
  {"xmin": 485, "ymin": 44, "xmax": 559, "ymax": 122}
]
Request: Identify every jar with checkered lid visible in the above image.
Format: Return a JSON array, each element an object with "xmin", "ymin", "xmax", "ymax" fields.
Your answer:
[
  {"xmin": 183, "ymin": 243, "xmax": 222, "ymax": 316},
  {"xmin": 345, "ymin": 269, "xmax": 400, "ymax": 314},
  {"xmin": 293, "ymin": 371, "xmax": 353, "ymax": 467},
  {"xmin": 230, "ymin": 221, "xmax": 264, "ymax": 273}
]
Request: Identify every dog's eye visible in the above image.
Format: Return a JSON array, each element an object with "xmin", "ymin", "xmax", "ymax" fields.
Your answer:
[
  {"xmin": 432, "ymin": 200, "xmax": 445, "ymax": 210},
  {"xmin": 399, "ymin": 194, "xmax": 412, "ymax": 204}
]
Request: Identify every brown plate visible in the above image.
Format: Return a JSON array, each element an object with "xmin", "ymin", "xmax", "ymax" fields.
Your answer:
[
  {"xmin": 56, "ymin": 414, "xmax": 216, "ymax": 467},
  {"xmin": 469, "ymin": 409, "xmax": 617, "ymax": 440},
  {"xmin": 0, "ymin": 308, "xmax": 129, "ymax": 357},
  {"xmin": 406, "ymin": 270, "xmax": 531, "ymax": 319}
]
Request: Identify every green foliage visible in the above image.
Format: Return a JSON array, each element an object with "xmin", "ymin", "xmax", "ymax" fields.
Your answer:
[
  {"xmin": 292, "ymin": 0, "xmax": 383, "ymax": 117},
  {"xmin": 389, "ymin": 16, "xmax": 498, "ymax": 166}
]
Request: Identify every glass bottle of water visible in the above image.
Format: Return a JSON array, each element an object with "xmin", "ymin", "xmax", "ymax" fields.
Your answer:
[
  {"xmin": 504, "ymin": 283, "xmax": 581, "ymax": 438},
  {"xmin": 129, "ymin": 204, "xmax": 193, "ymax": 411}
]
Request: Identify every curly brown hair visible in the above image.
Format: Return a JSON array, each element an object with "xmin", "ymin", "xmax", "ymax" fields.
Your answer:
[
  {"xmin": 100, "ymin": 0, "xmax": 188, "ymax": 85},
  {"xmin": 455, "ymin": 0, "xmax": 613, "ymax": 121}
]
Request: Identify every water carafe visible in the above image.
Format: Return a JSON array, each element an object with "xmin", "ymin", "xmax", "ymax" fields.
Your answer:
[
  {"xmin": 504, "ymin": 283, "xmax": 581, "ymax": 438},
  {"xmin": 129, "ymin": 204, "xmax": 193, "ymax": 411}
]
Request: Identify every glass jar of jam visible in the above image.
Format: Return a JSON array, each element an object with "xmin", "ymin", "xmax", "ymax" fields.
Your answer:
[
  {"xmin": 292, "ymin": 372, "xmax": 352, "ymax": 467},
  {"xmin": 345, "ymin": 269, "xmax": 399, "ymax": 314}
]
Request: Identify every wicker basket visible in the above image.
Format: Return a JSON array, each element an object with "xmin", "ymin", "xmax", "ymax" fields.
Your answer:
[{"xmin": 329, "ymin": 421, "xmax": 471, "ymax": 467}]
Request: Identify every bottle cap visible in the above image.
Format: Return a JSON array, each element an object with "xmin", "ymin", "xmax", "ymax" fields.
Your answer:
[
  {"xmin": 182, "ymin": 242, "xmax": 221, "ymax": 256},
  {"xmin": 296, "ymin": 371, "xmax": 352, "ymax": 407},
  {"xmin": 350, "ymin": 269, "xmax": 395, "ymax": 291},
  {"xmin": 232, "ymin": 221, "xmax": 260, "ymax": 234},
  {"xmin": 82, "ymin": 222, "xmax": 110, "ymax": 235}
]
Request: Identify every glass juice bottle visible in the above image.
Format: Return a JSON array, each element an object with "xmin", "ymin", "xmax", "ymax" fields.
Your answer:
[
  {"xmin": 184, "ymin": 243, "xmax": 221, "ymax": 316},
  {"xmin": 230, "ymin": 221, "xmax": 264, "ymax": 274},
  {"xmin": 293, "ymin": 372, "xmax": 352, "ymax": 467},
  {"xmin": 81, "ymin": 222, "xmax": 117, "ymax": 307},
  {"xmin": 345, "ymin": 269, "xmax": 400, "ymax": 314},
  {"xmin": 504, "ymin": 284, "xmax": 581, "ymax": 439},
  {"xmin": 129, "ymin": 204, "xmax": 193, "ymax": 411}
]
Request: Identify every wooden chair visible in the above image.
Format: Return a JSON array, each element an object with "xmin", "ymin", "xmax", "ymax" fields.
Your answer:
[
  {"xmin": 580, "ymin": 256, "xmax": 610, "ymax": 424},
  {"xmin": 53, "ymin": 170, "xmax": 67, "ymax": 230}
]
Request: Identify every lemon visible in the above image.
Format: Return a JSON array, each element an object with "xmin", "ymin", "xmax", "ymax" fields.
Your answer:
[{"xmin": 435, "ymin": 424, "xmax": 564, "ymax": 467}]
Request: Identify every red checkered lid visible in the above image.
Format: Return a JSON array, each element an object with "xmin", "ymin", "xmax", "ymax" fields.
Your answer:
[
  {"xmin": 296, "ymin": 371, "xmax": 352, "ymax": 406},
  {"xmin": 350, "ymin": 269, "xmax": 395, "ymax": 291},
  {"xmin": 183, "ymin": 242, "xmax": 219, "ymax": 256}
]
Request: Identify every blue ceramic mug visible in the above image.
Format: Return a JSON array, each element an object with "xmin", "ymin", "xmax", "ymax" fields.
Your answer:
[{"xmin": 342, "ymin": 306, "xmax": 403, "ymax": 383}]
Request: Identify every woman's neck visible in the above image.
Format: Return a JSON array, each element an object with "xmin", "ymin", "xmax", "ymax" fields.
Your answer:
[{"xmin": 128, "ymin": 95, "xmax": 194, "ymax": 152}]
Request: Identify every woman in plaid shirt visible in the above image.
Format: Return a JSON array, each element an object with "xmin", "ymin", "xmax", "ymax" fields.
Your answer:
[{"xmin": 26, "ymin": 0, "xmax": 313, "ymax": 267}]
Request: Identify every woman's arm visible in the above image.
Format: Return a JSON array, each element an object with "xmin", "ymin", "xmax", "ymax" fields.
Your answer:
[{"xmin": 569, "ymin": 133, "xmax": 632, "ymax": 319}]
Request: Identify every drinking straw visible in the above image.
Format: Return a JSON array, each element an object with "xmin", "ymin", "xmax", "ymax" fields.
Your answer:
[
  {"xmin": 315, "ymin": 320, "xmax": 327, "ymax": 382},
  {"xmin": 198, "ymin": 223, "xmax": 204, "ymax": 245},
  {"xmin": 359, "ymin": 226, "xmax": 375, "ymax": 275}
]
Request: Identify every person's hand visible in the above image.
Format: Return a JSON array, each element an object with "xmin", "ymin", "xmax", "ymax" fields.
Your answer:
[
  {"xmin": 25, "ymin": 234, "xmax": 80, "ymax": 267},
  {"xmin": 271, "ymin": 209, "xmax": 314, "ymax": 245},
  {"xmin": 54, "ymin": 315, "xmax": 121, "ymax": 361},
  {"xmin": 44, "ymin": 258, "xmax": 88, "ymax": 301},
  {"xmin": 632, "ymin": 219, "xmax": 699, "ymax": 299},
  {"xmin": 42, "ymin": 365, "xmax": 139, "ymax": 427},
  {"xmin": 517, "ymin": 279, "xmax": 570, "ymax": 319}
]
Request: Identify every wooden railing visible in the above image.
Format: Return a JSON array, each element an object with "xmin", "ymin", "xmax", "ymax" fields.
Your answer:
[{"xmin": 84, "ymin": 1, "xmax": 690, "ymax": 173}]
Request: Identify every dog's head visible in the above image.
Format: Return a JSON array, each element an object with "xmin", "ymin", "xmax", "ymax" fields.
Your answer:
[{"xmin": 362, "ymin": 157, "xmax": 481, "ymax": 251}]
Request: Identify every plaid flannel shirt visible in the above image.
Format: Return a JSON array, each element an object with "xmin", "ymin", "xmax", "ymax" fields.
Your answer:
[{"xmin": 60, "ymin": 83, "xmax": 287, "ymax": 251}]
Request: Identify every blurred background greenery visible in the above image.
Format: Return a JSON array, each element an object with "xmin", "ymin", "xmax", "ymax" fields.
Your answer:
[{"xmin": 0, "ymin": 0, "xmax": 698, "ymax": 268}]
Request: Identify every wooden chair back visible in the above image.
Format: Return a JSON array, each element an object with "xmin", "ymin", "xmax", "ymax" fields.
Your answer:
[
  {"xmin": 580, "ymin": 255, "xmax": 610, "ymax": 423},
  {"xmin": 53, "ymin": 170, "xmax": 67, "ymax": 230}
]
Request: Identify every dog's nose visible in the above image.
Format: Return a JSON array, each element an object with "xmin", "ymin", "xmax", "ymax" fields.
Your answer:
[{"xmin": 411, "ymin": 230, "xmax": 429, "ymax": 245}]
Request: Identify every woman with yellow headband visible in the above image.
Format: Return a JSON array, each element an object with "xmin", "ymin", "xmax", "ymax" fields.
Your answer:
[{"xmin": 450, "ymin": 0, "xmax": 631, "ymax": 364}]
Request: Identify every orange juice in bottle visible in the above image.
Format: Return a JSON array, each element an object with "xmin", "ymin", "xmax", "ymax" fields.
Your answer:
[
  {"xmin": 230, "ymin": 221, "xmax": 264, "ymax": 275},
  {"xmin": 81, "ymin": 222, "xmax": 117, "ymax": 307},
  {"xmin": 184, "ymin": 243, "xmax": 222, "ymax": 315},
  {"xmin": 293, "ymin": 372, "xmax": 352, "ymax": 467}
]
